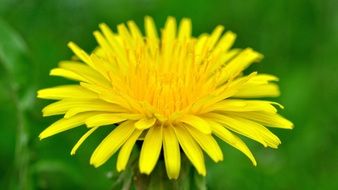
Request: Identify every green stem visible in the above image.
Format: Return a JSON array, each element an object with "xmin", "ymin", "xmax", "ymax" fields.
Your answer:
[
  {"xmin": 133, "ymin": 155, "xmax": 205, "ymax": 190},
  {"xmin": 10, "ymin": 83, "xmax": 30, "ymax": 190},
  {"xmin": 1, "ymin": 59, "xmax": 31, "ymax": 190}
]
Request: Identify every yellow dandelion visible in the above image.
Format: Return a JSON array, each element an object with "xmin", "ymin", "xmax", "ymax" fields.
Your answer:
[{"xmin": 38, "ymin": 16, "xmax": 293, "ymax": 179}]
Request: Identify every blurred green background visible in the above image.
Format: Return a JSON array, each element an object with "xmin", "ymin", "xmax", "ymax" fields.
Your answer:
[{"xmin": 0, "ymin": 0, "xmax": 337, "ymax": 189}]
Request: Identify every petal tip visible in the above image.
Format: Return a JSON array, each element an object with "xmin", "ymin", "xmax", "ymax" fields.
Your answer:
[
  {"xmin": 252, "ymin": 160, "xmax": 257, "ymax": 166},
  {"xmin": 67, "ymin": 41, "xmax": 77, "ymax": 49},
  {"xmin": 39, "ymin": 132, "xmax": 48, "ymax": 140},
  {"xmin": 167, "ymin": 175, "xmax": 179, "ymax": 180},
  {"xmin": 199, "ymin": 170, "xmax": 207, "ymax": 177},
  {"xmin": 116, "ymin": 167, "xmax": 125, "ymax": 172},
  {"xmin": 98, "ymin": 23, "xmax": 108, "ymax": 28},
  {"xmin": 139, "ymin": 168, "xmax": 151, "ymax": 175},
  {"xmin": 90, "ymin": 160, "xmax": 101, "ymax": 168}
]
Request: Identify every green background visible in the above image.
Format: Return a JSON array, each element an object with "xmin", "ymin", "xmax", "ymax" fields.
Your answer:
[{"xmin": 0, "ymin": 0, "xmax": 337, "ymax": 189}]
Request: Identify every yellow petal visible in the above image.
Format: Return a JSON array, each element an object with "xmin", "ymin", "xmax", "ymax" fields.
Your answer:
[
  {"xmin": 90, "ymin": 121, "xmax": 135, "ymax": 167},
  {"xmin": 92, "ymin": 31, "xmax": 113, "ymax": 59},
  {"xmin": 214, "ymin": 31, "xmax": 236, "ymax": 53},
  {"xmin": 64, "ymin": 103, "xmax": 126, "ymax": 118},
  {"xmin": 161, "ymin": 17, "xmax": 177, "ymax": 70},
  {"xmin": 233, "ymin": 116, "xmax": 281, "ymax": 148},
  {"xmin": 207, "ymin": 25, "xmax": 224, "ymax": 49},
  {"xmin": 185, "ymin": 125, "xmax": 223, "ymax": 162},
  {"xmin": 59, "ymin": 61, "xmax": 111, "ymax": 87},
  {"xmin": 42, "ymin": 100, "xmax": 72, "ymax": 116},
  {"xmin": 93, "ymin": 30, "xmax": 113, "ymax": 54},
  {"xmin": 42, "ymin": 99, "xmax": 126, "ymax": 117},
  {"xmin": 249, "ymin": 74, "xmax": 279, "ymax": 83},
  {"xmin": 50, "ymin": 68, "xmax": 85, "ymax": 81},
  {"xmin": 89, "ymin": 54, "xmax": 118, "ymax": 79},
  {"xmin": 139, "ymin": 126, "xmax": 163, "ymax": 174},
  {"xmin": 67, "ymin": 42, "xmax": 91, "ymax": 64},
  {"xmin": 180, "ymin": 114, "xmax": 211, "ymax": 134},
  {"xmin": 67, "ymin": 42, "xmax": 109, "ymax": 78},
  {"xmin": 86, "ymin": 113, "xmax": 141, "ymax": 127},
  {"xmin": 163, "ymin": 126, "xmax": 181, "ymax": 179},
  {"xmin": 173, "ymin": 126, "xmax": 206, "ymax": 176},
  {"xmin": 79, "ymin": 82, "xmax": 132, "ymax": 110},
  {"xmin": 201, "ymin": 72, "xmax": 257, "ymax": 110},
  {"xmin": 229, "ymin": 112, "xmax": 293, "ymax": 129},
  {"xmin": 145, "ymin": 16, "xmax": 158, "ymax": 40},
  {"xmin": 98, "ymin": 23, "xmax": 129, "ymax": 71},
  {"xmin": 117, "ymin": 23, "xmax": 135, "ymax": 50},
  {"xmin": 116, "ymin": 129, "xmax": 143, "ymax": 172},
  {"xmin": 144, "ymin": 16, "xmax": 159, "ymax": 55},
  {"xmin": 210, "ymin": 112, "xmax": 282, "ymax": 148},
  {"xmin": 231, "ymin": 74, "xmax": 280, "ymax": 98},
  {"xmin": 134, "ymin": 118, "xmax": 157, "ymax": 130},
  {"xmin": 207, "ymin": 43, "xmax": 239, "ymax": 74},
  {"xmin": 127, "ymin": 20, "xmax": 143, "ymax": 41},
  {"xmin": 98, "ymin": 23, "xmax": 116, "ymax": 45},
  {"xmin": 195, "ymin": 34, "xmax": 208, "ymax": 57},
  {"xmin": 39, "ymin": 112, "xmax": 96, "ymax": 139},
  {"xmin": 206, "ymin": 100, "xmax": 280, "ymax": 113},
  {"xmin": 178, "ymin": 18, "xmax": 191, "ymax": 40},
  {"xmin": 233, "ymin": 83, "xmax": 280, "ymax": 98},
  {"xmin": 206, "ymin": 119, "xmax": 257, "ymax": 165},
  {"xmin": 204, "ymin": 113, "xmax": 267, "ymax": 147},
  {"xmin": 219, "ymin": 48, "xmax": 263, "ymax": 82},
  {"xmin": 71, "ymin": 126, "xmax": 99, "ymax": 155},
  {"xmin": 163, "ymin": 16, "xmax": 176, "ymax": 42},
  {"xmin": 37, "ymin": 85, "xmax": 97, "ymax": 100}
]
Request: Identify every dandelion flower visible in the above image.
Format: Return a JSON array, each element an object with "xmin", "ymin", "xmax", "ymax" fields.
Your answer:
[{"xmin": 38, "ymin": 16, "xmax": 293, "ymax": 179}]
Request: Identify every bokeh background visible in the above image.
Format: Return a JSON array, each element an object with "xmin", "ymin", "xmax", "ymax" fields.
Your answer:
[{"xmin": 1, "ymin": 0, "xmax": 337, "ymax": 189}]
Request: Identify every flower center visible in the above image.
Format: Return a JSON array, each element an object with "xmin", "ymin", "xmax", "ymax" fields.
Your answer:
[
  {"xmin": 143, "ymin": 71, "xmax": 189, "ymax": 117},
  {"xmin": 125, "ymin": 66, "xmax": 210, "ymax": 118}
]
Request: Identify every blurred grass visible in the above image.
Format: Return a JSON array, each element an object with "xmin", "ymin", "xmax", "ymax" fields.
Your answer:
[{"xmin": 0, "ymin": 0, "xmax": 337, "ymax": 189}]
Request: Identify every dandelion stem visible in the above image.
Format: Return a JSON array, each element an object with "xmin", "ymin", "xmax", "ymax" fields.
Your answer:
[
  {"xmin": 1, "ymin": 60, "xmax": 30, "ymax": 190},
  {"xmin": 11, "ymin": 84, "xmax": 30, "ymax": 190},
  {"xmin": 133, "ymin": 155, "xmax": 204, "ymax": 190}
]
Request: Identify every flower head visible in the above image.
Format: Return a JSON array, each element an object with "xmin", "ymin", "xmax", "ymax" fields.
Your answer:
[{"xmin": 38, "ymin": 16, "xmax": 293, "ymax": 179}]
